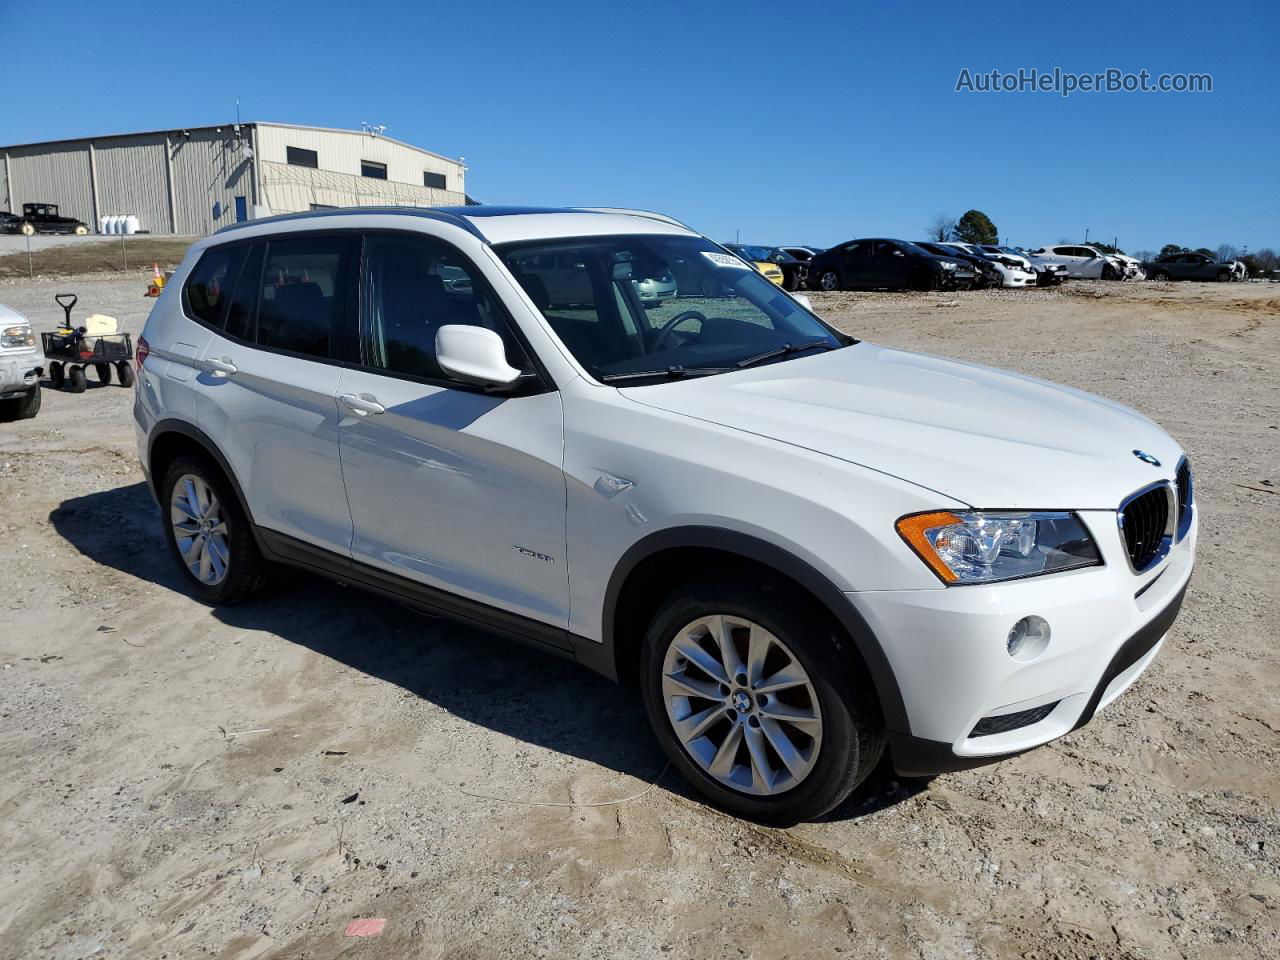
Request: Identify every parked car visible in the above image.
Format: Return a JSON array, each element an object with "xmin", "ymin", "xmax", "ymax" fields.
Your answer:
[
  {"xmin": 976, "ymin": 245, "xmax": 1065, "ymax": 287},
  {"xmin": 1007, "ymin": 247, "xmax": 1069, "ymax": 286},
  {"xmin": 942, "ymin": 242, "xmax": 1035, "ymax": 288},
  {"xmin": 916, "ymin": 241, "xmax": 1001, "ymax": 288},
  {"xmin": 1028, "ymin": 245, "xmax": 1125, "ymax": 280},
  {"xmin": 1107, "ymin": 252, "xmax": 1146, "ymax": 281},
  {"xmin": 137, "ymin": 205, "xmax": 1196, "ymax": 823},
  {"xmin": 0, "ymin": 210, "xmax": 24, "ymax": 235},
  {"xmin": 1142, "ymin": 252, "xmax": 1238, "ymax": 282},
  {"xmin": 12, "ymin": 203, "xmax": 90, "ymax": 236},
  {"xmin": 0, "ymin": 304, "xmax": 43, "ymax": 421},
  {"xmin": 722, "ymin": 244, "xmax": 790, "ymax": 288},
  {"xmin": 809, "ymin": 238, "xmax": 975, "ymax": 291}
]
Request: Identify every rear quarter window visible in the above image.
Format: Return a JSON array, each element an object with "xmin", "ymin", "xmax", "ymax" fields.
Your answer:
[{"xmin": 183, "ymin": 245, "xmax": 246, "ymax": 328}]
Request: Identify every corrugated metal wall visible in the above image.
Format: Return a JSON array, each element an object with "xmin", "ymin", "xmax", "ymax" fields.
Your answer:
[
  {"xmin": 259, "ymin": 161, "xmax": 465, "ymax": 213},
  {"xmin": 254, "ymin": 124, "xmax": 465, "ymax": 194},
  {"xmin": 1, "ymin": 155, "xmax": 8, "ymax": 212},
  {"xmin": 5, "ymin": 141, "xmax": 94, "ymax": 224},
  {"xmin": 94, "ymin": 133, "xmax": 171, "ymax": 233},
  {"xmin": 169, "ymin": 128, "xmax": 253, "ymax": 235}
]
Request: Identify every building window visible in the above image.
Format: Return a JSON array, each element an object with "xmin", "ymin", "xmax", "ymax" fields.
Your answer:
[
  {"xmin": 423, "ymin": 171, "xmax": 447, "ymax": 189},
  {"xmin": 361, "ymin": 160, "xmax": 388, "ymax": 180},
  {"xmin": 287, "ymin": 146, "xmax": 318, "ymax": 168}
]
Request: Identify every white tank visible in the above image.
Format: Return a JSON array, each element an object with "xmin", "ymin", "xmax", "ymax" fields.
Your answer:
[
  {"xmin": 98, "ymin": 216, "xmax": 110, "ymax": 234},
  {"xmin": 125, "ymin": 215, "xmax": 140, "ymax": 235},
  {"xmin": 105, "ymin": 215, "xmax": 119, "ymax": 234}
]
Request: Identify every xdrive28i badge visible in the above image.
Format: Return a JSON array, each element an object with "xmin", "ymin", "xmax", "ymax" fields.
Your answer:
[{"xmin": 1133, "ymin": 450, "xmax": 1161, "ymax": 467}]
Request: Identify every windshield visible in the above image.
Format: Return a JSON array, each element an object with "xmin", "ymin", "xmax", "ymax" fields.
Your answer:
[
  {"xmin": 497, "ymin": 234, "xmax": 848, "ymax": 383},
  {"xmin": 732, "ymin": 244, "xmax": 773, "ymax": 261}
]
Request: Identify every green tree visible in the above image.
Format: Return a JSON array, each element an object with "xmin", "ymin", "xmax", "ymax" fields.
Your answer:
[
  {"xmin": 1159, "ymin": 243, "xmax": 1186, "ymax": 257},
  {"xmin": 953, "ymin": 209, "xmax": 998, "ymax": 245}
]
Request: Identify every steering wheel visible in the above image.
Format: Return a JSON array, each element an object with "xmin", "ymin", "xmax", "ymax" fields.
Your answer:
[{"xmin": 651, "ymin": 310, "xmax": 707, "ymax": 353}]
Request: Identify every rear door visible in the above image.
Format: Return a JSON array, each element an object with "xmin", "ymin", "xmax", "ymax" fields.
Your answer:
[
  {"xmin": 196, "ymin": 233, "xmax": 358, "ymax": 553},
  {"xmin": 334, "ymin": 230, "xmax": 571, "ymax": 630}
]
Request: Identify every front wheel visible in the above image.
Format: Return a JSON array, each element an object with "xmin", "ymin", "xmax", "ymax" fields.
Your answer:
[
  {"xmin": 1216, "ymin": 269, "xmax": 1232, "ymax": 282},
  {"xmin": 817, "ymin": 269, "xmax": 841, "ymax": 292},
  {"xmin": 1152, "ymin": 270, "xmax": 1170, "ymax": 281},
  {"xmin": 640, "ymin": 581, "xmax": 884, "ymax": 824}
]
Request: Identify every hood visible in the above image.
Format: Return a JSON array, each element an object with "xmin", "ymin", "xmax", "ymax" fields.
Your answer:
[{"xmin": 619, "ymin": 344, "xmax": 1182, "ymax": 509}]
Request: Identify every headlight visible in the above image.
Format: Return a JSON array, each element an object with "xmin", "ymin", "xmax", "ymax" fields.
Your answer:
[
  {"xmin": 939, "ymin": 261, "xmax": 958, "ymax": 270},
  {"xmin": 896, "ymin": 510, "xmax": 1102, "ymax": 584},
  {"xmin": 2, "ymin": 325, "xmax": 36, "ymax": 348}
]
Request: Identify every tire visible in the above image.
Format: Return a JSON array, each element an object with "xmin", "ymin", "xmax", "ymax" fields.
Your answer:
[
  {"xmin": 94, "ymin": 362, "xmax": 112, "ymax": 385},
  {"xmin": 1153, "ymin": 271, "xmax": 1170, "ymax": 281},
  {"xmin": 817, "ymin": 270, "xmax": 841, "ymax": 292},
  {"xmin": 640, "ymin": 579, "xmax": 885, "ymax": 824},
  {"xmin": 73, "ymin": 225, "xmax": 88, "ymax": 236},
  {"xmin": 0, "ymin": 386, "xmax": 41, "ymax": 422},
  {"xmin": 160, "ymin": 455, "xmax": 268, "ymax": 604},
  {"xmin": 782, "ymin": 273, "xmax": 799, "ymax": 292},
  {"xmin": 19, "ymin": 222, "xmax": 35, "ymax": 236},
  {"xmin": 67, "ymin": 366, "xmax": 87, "ymax": 393},
  {"xmin": 1216, "ymin": 269, "xmax": 1231, "ymax": 282},
  {"xmin": 115, "ymin": 361, "xmax": 135, "ymax": 387},
  {"xmin": 1100, "ymin": 264, "xmax": 1118, "ymax": 281},
  {"xmin": 48, "ymin": 362, "xmax": 65, "ymax": 389}
]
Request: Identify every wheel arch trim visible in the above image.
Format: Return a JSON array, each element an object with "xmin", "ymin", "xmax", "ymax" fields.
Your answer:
[
  {"xmin": 601, "ymin": 525, "xmax": 911, "ymax": 734},
  {"xmin": 147, "ymin": 419, "xmax": 259, "ymax": 533}
]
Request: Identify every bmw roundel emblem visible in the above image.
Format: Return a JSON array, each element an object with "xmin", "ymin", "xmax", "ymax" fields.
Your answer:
[{"xmin": 1132, "ymin": 449, "xmax": 1161, "ymax": 467}]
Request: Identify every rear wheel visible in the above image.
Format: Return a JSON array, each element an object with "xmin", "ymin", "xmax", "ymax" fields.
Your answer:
[
  {"xmin": 817, "ymin": 269, "xmax": 841, "ymax": 292},
  {"xmin": 1152, "ymin": 270, "xmax": 1170, "ymax": 281},
  {"xmin": 73, "ymin": 225, "xmax": 89, "ymax": 236},
  {"xmin": 115, "ymin": 361, "xmax": 135, "ymax": 387},
  {"xmin": 160, "ymin": 455, "xmax": 267, "ymax": 604},
  {"xmin": 19, "ymin": 222, "xmax": 35, "ymax": 236},
  {"xmin": 94, "ymin": 362, "xmax": 112, "ymax": 385},
  {"xmin": 640, "ymin": 580, "xmax": 884, "ymax": 824},
  {"xmin": 67, "ymin": 366, "xmax": 87, "ymax": 393}
]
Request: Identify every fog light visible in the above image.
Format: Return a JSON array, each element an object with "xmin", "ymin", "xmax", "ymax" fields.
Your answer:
[{"xmin": 1007, "ymin": 615, "xmax": 1050, "ymax": 662}]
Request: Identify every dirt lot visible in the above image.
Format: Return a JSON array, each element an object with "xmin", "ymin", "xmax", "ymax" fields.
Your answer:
[
  {"xmin": 1, "ymin": 274, "xmax": 1277, "ymax": 960},
  {"xmin": 0, "ymin": 235, "xmax": 195, "ymax": 279}
]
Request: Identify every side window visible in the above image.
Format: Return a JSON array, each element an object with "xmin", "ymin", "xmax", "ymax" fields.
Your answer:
[
  {"xmin": 847, "ymin": 242, "xmax": 873, "ymax": 258},
  {"xmin": 256, "ymin": 236, "xmax": 350, "ymax": 359},
  {"xmin": 184, "ymin": 245, "xmax": 245, "ymax": 328},
  {"xmin": 224, "ymin": 243, "xmax": 264, "ymax": 342},
  {"xmin": 362, "ymin": 233, "xmax": 527, "ymax": 383}
]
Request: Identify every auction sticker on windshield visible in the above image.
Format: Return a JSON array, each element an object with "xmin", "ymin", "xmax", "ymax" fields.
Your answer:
[{"xmin": 703, "ymin": 251, "xmax": 749, "ymax": 269}]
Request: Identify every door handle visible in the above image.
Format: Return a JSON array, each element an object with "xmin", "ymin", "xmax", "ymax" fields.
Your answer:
[
  {"xmin": 339, "ymin": 393, "xmax": 386, "ymax": 416},
  {"xmin": 205, "ymin": 357, "xmax": 238, "ymax": 377}
]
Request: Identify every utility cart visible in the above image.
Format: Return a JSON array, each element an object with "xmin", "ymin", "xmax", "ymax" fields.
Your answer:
[{"xmin": 41, "ymin": 293, "xmax": 135, "ymax": 393}]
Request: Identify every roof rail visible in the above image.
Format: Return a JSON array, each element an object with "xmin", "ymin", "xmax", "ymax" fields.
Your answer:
[
  {"xmin": 214, "ymin": 205, "xmax": 485, "ymax": 240},
  {"xmin": 574, "ymin": 207, "xmax": 697, "ymax": 232}
]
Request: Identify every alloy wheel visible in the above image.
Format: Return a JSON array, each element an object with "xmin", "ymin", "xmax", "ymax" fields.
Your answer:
[
  {"xmin": 661, "ymin": 614, "xmax": 823, "ymax": 795},
  {"xmin": 170, "ymin": 474, "xmax": 231, "ymax": 585}
]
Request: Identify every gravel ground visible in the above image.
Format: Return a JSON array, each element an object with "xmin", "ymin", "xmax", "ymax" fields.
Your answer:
[{"xmin": 0, "ymin": 275, "xmax": 1277, "ymax": 960}]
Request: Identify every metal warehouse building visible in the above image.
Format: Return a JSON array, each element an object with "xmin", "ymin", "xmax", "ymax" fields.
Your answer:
[{"xmin": 0, "ymin": 121, "xmax": 469, "ymax": 236}]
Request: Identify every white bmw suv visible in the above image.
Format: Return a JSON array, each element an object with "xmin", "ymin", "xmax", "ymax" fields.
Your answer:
[{"xmin": 135, "ymin": 207, "xmax": 1196, "ymax": 823}]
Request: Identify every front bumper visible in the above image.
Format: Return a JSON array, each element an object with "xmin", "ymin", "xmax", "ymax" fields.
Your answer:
[
  {"xmin": 0, "ymin": 349, "xmax": 44, "ymax": 396},
  {"xmin": 850, "ymin": 504, "xmax": 1196, "ymax": 775},
  {"xmin": 994, "ymin": 268, "xmax": 1037, "ymax": 287}
]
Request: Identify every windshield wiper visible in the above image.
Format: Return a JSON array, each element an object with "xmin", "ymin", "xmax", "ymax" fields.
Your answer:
[
  {"xmin": 600, "ymin": 365, "xmax": 733, "ymax": 384},
  {"xmin": 736, "ymin": 339, "xmax": 837, "ymax": 370}
]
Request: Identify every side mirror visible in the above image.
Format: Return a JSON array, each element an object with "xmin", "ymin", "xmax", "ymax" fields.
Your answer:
[
  {"xmin": 436, "ymin": 325, "xmax": 522, "ymax": 389},
  {"xmin": 892, "ymin": 249, "xmax": 905, "ymax": 257},
  {"xmin": 792, "ymin": 293, "xmax": 814, "ymax": 311}
]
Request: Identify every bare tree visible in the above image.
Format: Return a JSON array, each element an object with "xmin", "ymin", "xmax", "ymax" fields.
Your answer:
[
  {"xmin": 1215, "ymin": 243, "xmax": 1239, "ymax": 261},
  {"xmin": 926, "ymin": 213, "xmax": 957, "ymax": 242}
]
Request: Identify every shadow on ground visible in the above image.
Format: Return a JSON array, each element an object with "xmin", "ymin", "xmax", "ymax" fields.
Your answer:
[{"xmin": 52, "ymin": 480, "xmax": 924, "ymax": 823}]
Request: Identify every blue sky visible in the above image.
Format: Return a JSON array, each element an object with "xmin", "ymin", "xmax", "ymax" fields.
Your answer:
[{"xmin": 4, "ymin": 0, "xmax": 1276, "ymax": 252}]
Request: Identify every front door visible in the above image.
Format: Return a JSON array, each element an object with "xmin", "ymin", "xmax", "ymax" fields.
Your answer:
[{"xmin": 335, "ymin": 231, "xmax": 571, "ymax": 629}]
